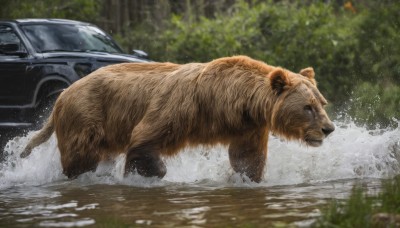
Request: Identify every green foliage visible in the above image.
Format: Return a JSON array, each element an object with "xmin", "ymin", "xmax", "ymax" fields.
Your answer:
[
  {"xmin": 1, "ymin": 0, "xmax": 100, "ymax": 22},
  {"xmin": 161, "ymin": 1, "xmax": 262, "ymax": 62},
  {"xmin": 314, "ymin": 176, "xmax": 400, "ymax": 227},
  {"xmin": 314, "ymin": 187, "xmax": 373, "ymax": 228},
  {"xmin": 355, "ymin": 1, "xmax": 400, "ymax": 84},
  {"xmin": 380, "ymin": 176, "xmax": 400, "ymax": 213},
  {"xmin": 342, "ymin": 1, "xmax": 400, "ymax": 128},
  {"xmin": 349, "ymin": 82, "xmax": 400, "ymax": 128}
]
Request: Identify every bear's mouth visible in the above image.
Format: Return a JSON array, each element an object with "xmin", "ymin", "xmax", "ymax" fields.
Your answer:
[{"xmin": 305, "ymin": 139, "xmax": 323, "ymax": 147}]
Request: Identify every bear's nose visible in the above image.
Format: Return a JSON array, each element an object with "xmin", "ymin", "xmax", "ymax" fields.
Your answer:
[{"xmin": 322, "ymin": 124, "xmax": 335, "ymax": 137}]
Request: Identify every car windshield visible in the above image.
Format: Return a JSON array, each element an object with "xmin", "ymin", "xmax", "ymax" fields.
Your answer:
[{"xmin": 21, "ymin": 24, "xmax": 123, "ymax": 53}]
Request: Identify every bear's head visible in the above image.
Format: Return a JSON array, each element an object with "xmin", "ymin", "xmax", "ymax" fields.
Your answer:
[{"xmin": 269, "ymin": 67, "xmax": 335, "ymax": 147}]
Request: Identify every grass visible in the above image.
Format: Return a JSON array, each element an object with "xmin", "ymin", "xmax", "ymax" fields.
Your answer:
[{"xmin": 313, "ymin": 175, "xmax": 400, "ymax": 227}]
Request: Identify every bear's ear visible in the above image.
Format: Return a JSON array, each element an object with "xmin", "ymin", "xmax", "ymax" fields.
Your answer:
[
  {"xmin": 299, "ymin": 67, "xmax": 317, "ymax": 85},
  {"xmin": 269, "ymin": 68, "xmax": 291, "ymax": 95},
  {"xmin": 299, "ymin": 67, "xmax": 315, "ymax": 79}
]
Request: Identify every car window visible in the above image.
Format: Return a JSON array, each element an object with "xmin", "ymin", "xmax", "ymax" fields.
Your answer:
[
  {"xmin": 21, "ymin": 24, "xmax": 123, "ymax": 54},
  {"xmin": 0, "ymin": 25, "xmax": 27, "ymax": 55}
]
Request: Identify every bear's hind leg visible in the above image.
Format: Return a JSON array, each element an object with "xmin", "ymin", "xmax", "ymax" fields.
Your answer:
[
  {"xmin": 228, "ymin": 129, "xmax": 269, "ymax": 183},
  {"xmin": 61, "ymin": 152, "xmax": 100, "ymax": 179},
  {"xmin": 57, "ymin": 126, "xmax": 104, "ymax": 179}
]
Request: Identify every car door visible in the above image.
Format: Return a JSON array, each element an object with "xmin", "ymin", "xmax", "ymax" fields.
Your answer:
[{"xmin": 0, "ymin": 24, "xmax": 31, "ymax": 106}]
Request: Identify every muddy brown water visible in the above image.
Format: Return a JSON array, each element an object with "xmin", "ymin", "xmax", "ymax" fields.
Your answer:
[{"xmin": 0, "ymin": 179, "xmax": 383, "ymax": 227}]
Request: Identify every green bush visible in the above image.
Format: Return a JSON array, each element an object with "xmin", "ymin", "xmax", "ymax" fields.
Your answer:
[
  {"xmin": 314, "ymin": 187, "xmax": 373, "ymax": 228},
  {"xmin": 349, "ymin": 82, "xmax": 400, "ymax": 128},
  {"xmin": 314, "ymin": 176, "xmax": 400, "ymax": 227},
  {"xmin": 3, "ymin": 0, "xmax": 100, "ymax": 22},
  {"xmin": 157, "ymin": 1, "xmax": 263, "ymax": 62},
  {"xmin": 355, "ymin": 1, "xmax": 400, "ymax": 84}
]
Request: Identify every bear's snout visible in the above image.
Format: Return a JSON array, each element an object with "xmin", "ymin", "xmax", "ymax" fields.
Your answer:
[{"xmin": 322, "ymin": 122, "xmax": 335, "ymax": 137}]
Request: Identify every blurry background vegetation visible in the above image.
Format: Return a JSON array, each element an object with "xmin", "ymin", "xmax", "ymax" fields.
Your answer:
[{"xmin": 1, "ymin": 0, "xmax": 399, "ymax": 128}]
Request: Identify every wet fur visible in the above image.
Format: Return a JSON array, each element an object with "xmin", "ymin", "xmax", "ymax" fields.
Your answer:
[{"xmin": 21, "ymin": 56, "xmax": 334, "ymax": 182}]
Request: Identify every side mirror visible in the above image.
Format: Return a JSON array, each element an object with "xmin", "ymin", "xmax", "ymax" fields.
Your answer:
[
  {"xmin": 0, "ymin": 43, "xmax": 28, "ymax": 57},
  {"xmin": 132, "ymin": 49, "xmax": 149, "ymax": 59}
]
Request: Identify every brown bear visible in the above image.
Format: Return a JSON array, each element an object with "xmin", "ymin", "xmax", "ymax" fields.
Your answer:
[{"xmin": 20, "ymin": 56, "xmax": 334, "ymax": 183}]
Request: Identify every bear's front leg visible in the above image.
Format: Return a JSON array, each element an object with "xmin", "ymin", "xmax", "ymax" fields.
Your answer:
[
  {"xmin": 125, "ymin": 119, "xmax": 168, "ymax": 178},
  {"xmin": 228, "ymin": 129, "xmax": 269, "ymax": 183},
  {"xmin": 125, "ymin": 143, "xmax": 167, "ymax": 178}
]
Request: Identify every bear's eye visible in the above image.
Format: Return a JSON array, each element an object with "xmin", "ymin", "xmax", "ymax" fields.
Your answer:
[{"xmin": 304, "ymin": 105, "xmax": 314, "ymax": 117}]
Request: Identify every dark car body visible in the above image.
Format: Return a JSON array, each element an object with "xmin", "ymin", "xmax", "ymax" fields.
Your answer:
[{"xmin": 0, "ymin": 19, "xmax": 150, "ymax": 130}]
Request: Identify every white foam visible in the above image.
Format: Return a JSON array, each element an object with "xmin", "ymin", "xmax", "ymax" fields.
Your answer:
[
  {"xmin": 0, "ymin": 120, "xmax": 399, "ymax": 189},
  {"xmin": 266, "ymin": 122, "xmax": 400, "ymax": 185},
  {"xmin": 0, "ymin": 132, "xmax": 65, "ymax": 189}
]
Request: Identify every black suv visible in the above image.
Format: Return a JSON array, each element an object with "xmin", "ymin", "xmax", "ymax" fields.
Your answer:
[{"xmin": 0, "ymin": 19, "xmax": 150, "ymax": 130}]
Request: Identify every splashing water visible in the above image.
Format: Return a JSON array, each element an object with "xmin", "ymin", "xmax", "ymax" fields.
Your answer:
[{"xmin": 0, "ymin": 120, "xmax": 399, "ymax": 190}]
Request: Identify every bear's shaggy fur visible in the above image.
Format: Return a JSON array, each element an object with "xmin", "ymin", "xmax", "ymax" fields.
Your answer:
[{"xmin": 21, "ymin": 56, "xmax": 334, "ymax": 182}]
